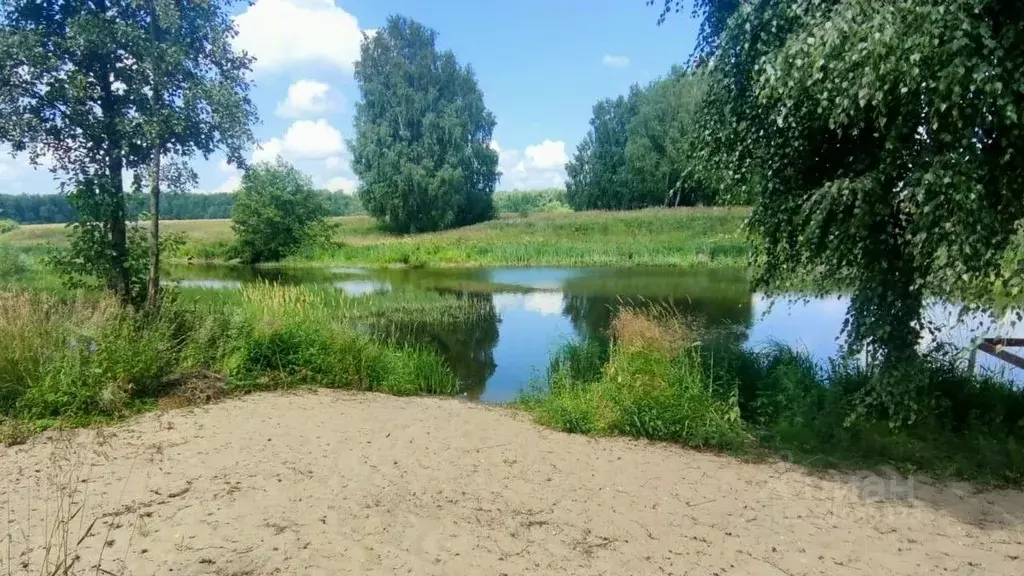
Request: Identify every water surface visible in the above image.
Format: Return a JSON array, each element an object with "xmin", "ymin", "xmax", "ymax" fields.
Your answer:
[{"xmin": 169, "ymin": 264, "xmax": 1024, "ymax": 402}]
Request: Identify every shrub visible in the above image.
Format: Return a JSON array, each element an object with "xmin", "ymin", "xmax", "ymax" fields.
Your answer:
[
  {"xmin": 0, "ymin": 218, "xmax": 19, "ymax": 235},
  {"xmin": 232, "ymin": 160, "xmax": 331, "ymax": 264},
  {"xmin": 494, "ymin": 189, "xmax": 567, "ymax": 216},
  {"xmin": 526, "ymin": 309, "xmax": 749, "ymax": 450}
]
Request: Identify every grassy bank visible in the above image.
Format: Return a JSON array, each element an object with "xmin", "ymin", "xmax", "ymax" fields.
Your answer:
[
  {"xmin": 0, "ymin": 285, "xmax": 498, "ymax": 442},
  {"xmin": 519, "ymin": 309, "xmax": 1024, "ymax": 485},
  {"xmin": 1, "ymin": 208, "xmax": 751, "ymax": 268}
]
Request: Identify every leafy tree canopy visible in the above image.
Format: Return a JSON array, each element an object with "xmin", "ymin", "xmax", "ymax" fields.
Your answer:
[
  {"xmin": 566, "ymin": 70, "xmax": 712, "ymax": 210},
  {"xmin": 231, "ymin": 160, "xmax": 330, "ymax": 264},
  {"xmin": 351, "ymin": 15, "xmax": 499, "ymax": 234},
  {"xmin": 680, "ymin": 0, "xmax": 1024, "ymax": 421},
  {"xmin": 0, "ymin": 0, "xmax": 256, "ymax": 304}
]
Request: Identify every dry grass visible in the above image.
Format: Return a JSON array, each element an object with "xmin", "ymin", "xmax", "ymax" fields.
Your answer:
[
  {"xmin": 610, "ymin": 308, "xmax": 693, "ymax": 356},
  {"xmin": 2, "ymin": 430, "xmax": 138, "ymax": 575}
]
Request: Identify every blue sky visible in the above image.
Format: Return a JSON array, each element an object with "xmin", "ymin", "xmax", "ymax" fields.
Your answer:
[{"xmin": 0, "ymin": 0, "xmax": 700, "ymax": 196}]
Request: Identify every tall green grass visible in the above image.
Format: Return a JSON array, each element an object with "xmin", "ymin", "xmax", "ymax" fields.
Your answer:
[
  {"xmin": 520, "ymin": 310, "xmax": 750, "ymax": 449},
  {"xmin": 520, "ymin": 308, "xmax": 1024, "ymax": 484},
  {"xmin": 0, "ymin": 285, "xmax": 470, "ymax": 433},
  {"xmin": 314, "ymin": 208, "xmax": 750, "ymax": 268},
  {"xmin": 7, "ymin": 208, "xmax": 750, "ymax": 268}
]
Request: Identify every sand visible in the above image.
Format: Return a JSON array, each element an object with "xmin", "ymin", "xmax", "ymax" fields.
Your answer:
[{"xmin": 2, "ymin": 390, "xmax": 1023, "ymax": 575}]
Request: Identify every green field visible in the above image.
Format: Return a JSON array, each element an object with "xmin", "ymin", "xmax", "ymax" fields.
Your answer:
[{"xmin": 1, "ymin": 207, "xmax": 751, "ymax": 268}]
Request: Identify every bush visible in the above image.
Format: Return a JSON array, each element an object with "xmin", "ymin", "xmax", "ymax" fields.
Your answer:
[
  {"xmin": 494, "ymin": 189, "xmax": 567, "ymax": 216},
  {"xmin": 0, "ymin": 218, "xmax": 19, "ymax": 235},
  {"xmin": 232, "ymin": 160, "xmax": 331, "ymax": 264}
]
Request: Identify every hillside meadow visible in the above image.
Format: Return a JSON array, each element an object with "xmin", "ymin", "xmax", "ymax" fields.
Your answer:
[{"xmin": 1, "ymin": 207, "xmax": 752, "ymax": 268}]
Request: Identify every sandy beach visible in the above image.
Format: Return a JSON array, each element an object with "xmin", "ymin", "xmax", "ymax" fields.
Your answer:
[{"xmin": 3, "ymin": 390, "xmax": 1022, "ymax": 575}]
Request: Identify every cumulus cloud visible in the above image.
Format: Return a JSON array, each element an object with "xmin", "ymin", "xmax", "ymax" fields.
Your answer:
[
  {"xmin": 324, "ymin": 155, "xmax": 349, "ymax": 171},
  {"xmin": 234, "ymin": 0, "xmax": 364, "ymax": 72},
  {"xmin": 214, "ymin": 175, "xmax": 242, "ymax": 193},
  {"xmin": 276, "ymin": 80, "xmax": 335, "ymax": 118},
  {"xmin": 497, "ymin": 139, "xmax": 569, "ymax": 190},
  {"xmin": 326, "ymin": 176, "xmax": 358, "ymax": 195},
  {"xmin": 252, "ymin": 119, "xmax": 345, "ymax": 163},
  {"xmin": 602, "ymin": 54, "xmax": 630, "ymax": 68},
  {"xmin": 524, "ymin": 140, "xmax": 568, "ymax": 170}
]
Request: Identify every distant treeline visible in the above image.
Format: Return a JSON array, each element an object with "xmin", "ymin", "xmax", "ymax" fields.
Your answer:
[
  {"xmin": 566, "ymin": 67, "xmax": 722, "ymax": 211},
  {"xmin": 0, "ymin": 191, "xmax": 363, "ymax": 224}
]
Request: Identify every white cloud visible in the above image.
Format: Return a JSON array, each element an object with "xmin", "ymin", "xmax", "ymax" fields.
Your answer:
[
  {"xmin": 524, "ymin": 292, "xmax": 565, "ymax": 316},
  {"xmin": 325, "ymin": 155, "xmax": 348, "ymax": 171},
  {"xmin": 524, "ymin": 140, "xmax": 568, "ymax": 170},
  {"xmin": 214, "ymin": 175, "xmax": 241, "ymax": 193},
  {"xmin": 251, "ymin": 139, "xmax": 284, "ymax": 164},
  {"xmin": 602, "ymin": 54, "xmax": 630, "ymax": 68},
  {"xmin": 234, "ymin": 0, "xmax": 364, "ymax": 72},
  {"xmin": 326, "ymin": 176, "xmax": 358, "ymax": 195},
  {"xmin": 492, "ymin": 292, "xmax": 566, "ymax": 316},
  {"xmin": 496, "ymin": 139, "xmax": 569, "ymax": 190},
  {"xmin": 489, "ymin": 140, "xmax": 501, "ymax": 154},
  {"xmin": 276, "ymin": 79, "xmax": 335, "ymax": 118},
  {"xmin": 252, "ymin": 119, "xmax": 345, "ymax": 163}
]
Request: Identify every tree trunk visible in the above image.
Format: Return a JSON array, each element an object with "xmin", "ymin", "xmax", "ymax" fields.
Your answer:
[
  {"xmin": 146, "ymin": 0, "xmax": 163, "ymax": 309},
  {"xmin": 108, "ymin": 152, "xmax": 130, "ymax": 303},
  {"xmin": 147, "ymin": 144, "xmax": 162, "ymax": 307}
]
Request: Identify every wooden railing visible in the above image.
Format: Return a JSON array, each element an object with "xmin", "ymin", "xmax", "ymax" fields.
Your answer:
[{"xmin": 968, "ymin": 338, "xmax": 1024, "ymax": 372}]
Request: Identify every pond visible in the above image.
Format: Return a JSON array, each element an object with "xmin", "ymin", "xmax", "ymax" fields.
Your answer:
[{"xmin": 169, "ymin": 264, "xmax": 1024, "ymax": 402}]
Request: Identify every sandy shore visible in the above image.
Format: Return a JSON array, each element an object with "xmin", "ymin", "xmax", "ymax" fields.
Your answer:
[{"xmin": 2, "ymin": 390, "xmax": 1023, "ymax": 575}]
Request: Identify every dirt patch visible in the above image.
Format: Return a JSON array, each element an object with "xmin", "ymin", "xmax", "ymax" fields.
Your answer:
[{"xmin": 2, "ymin": 390, "xmax": 1023, "ymax": 575}]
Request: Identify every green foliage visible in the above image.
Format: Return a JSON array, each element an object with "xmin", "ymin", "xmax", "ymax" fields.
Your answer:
[
  {"xmin": 494, "ymin": 189, "xmax": 568, "ymax": 216},
  {"xmin": 0, "ymin": 192, "xmax": 361, "ymax": 225},
  {"xmin": 674, "ymin": 0, "xmax": 1024, "ymax": 422},
  {"xmin": 0, "ymin": 0, "xmax": 257, "ymax": 304},
  {"xmin": 626, "ymin": 69, "xmax": 713, "ymax": 206},
  {"xmin": 44, "ymin": 219, "xmax": 183, "ymax": 306},
  {"xmin": 231, "ymin": 160, "xmax": 331, "ymax": 264},
  {"xmin": 648, "ymin": 0, "xmax": 741, "ymax": 60},
  {"xmin": 0, "ymin": 218, "xmax": 18, "ymax": 234},
  {"xmin": 566, "ymin": 70, "xmax": 712, "ymax": 210},
  {"xmin": 522, "ymin": 308, "xmax": 1024, "ymax": 483},
  {"xmin": 351, "ymin": 15, "xmax": 499, "ymax": 233},
  {"xmin": 0, "ymin": 195, "xmax": 74, "ymax": 224},
  {"xmin": 0, "ymin": 286, "xmax": 465, "ymax": 425},
  {"xmin": 0, "ymin": 244, "xmax": 27, "ymax": 281},
  {"xmin": 522, "ymin": 310, "xmax": 750, "ymax": 449},
  {"xmin": 314, "ymin": 208, "xmax": 749, "ymax": 268}
]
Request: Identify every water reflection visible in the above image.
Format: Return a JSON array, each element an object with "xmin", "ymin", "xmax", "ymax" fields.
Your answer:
[
  {"xmin": 369, "ymin": 290, "xmax": 500, "ymax": 400},
  {"xmin": 750, "ymin": 295, "xmax": 1024, "ymax": 382},
  {"xmin": 334, "ymin": 280, "xmax": 390, "ymax": 296},
  {"xmin": 167, "ymin": 264, "xmax": 1021, "ymax": 402}
]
